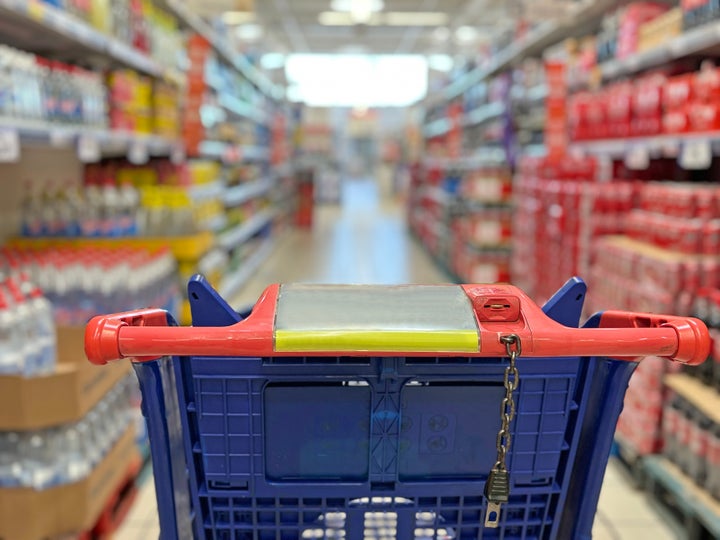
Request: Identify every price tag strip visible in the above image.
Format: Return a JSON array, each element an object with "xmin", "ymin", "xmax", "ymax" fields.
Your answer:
[
  {"xmin": 0, "ymin": 129, "xmax": 20, "ymax": 162},
  {"xmin": 680, "ymin": 139, "xmax": 712, "ymax": 170}
]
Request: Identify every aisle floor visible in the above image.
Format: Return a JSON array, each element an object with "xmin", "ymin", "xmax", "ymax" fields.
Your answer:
[{"xmin": 115, "ymin": 179, "xmax": 677, "ymax": 540}]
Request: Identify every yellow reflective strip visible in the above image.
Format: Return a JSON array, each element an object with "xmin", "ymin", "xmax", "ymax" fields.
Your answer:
[{"xmin": 274, "ymin": 330, "xmax": 479, "ymax": 353}]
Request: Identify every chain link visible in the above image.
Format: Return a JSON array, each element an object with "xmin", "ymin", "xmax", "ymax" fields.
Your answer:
[{"xmin": 492, "ymin": 334, "xmax": 521, "ymax": 472}]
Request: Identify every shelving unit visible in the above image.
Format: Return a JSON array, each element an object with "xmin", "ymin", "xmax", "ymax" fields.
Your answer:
[
  {"xmin": 0, "ymin": 0, "xmax": 182, "ymax": 81},
  {"xmin": 0, "ymin": 116, "xmax": 180, "ymax": 156},
  {"xmin": 665, "ymin": 374, "xmax": 720, "ymax": 425},
  {"xmin": 154, "ymin": 0, "xmax": 281, "ymax": 100},
  {"xmin": 600, "ymin": 19, "xmax": 720, "ymax": 81},
  {"xmin": 643, "ymin": 456, "xmax": 720, "ymax": 540},
  {"xmin": 572, "ymin": 131, "xmax": 720, "ymax": 158}
]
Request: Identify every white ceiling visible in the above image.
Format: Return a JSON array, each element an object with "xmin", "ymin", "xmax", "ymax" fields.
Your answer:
[{"xmin": 228, "ymin": 0, "xmax": 523, "ymax": 54}]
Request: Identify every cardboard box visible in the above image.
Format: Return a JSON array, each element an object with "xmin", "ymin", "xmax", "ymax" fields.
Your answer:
[
  {"xmin": 0, "ymin": 425, "xmax": 137, "ymax": 540},
  {"xmin": 0, "ymin": 327, "xmax": 131, "ymax": 431}
]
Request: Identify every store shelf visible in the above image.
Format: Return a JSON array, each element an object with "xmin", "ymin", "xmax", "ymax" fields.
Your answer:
[
  {"xmin": 157, "ymin": 0, "xmax": 280, "ymax": 100},
  {"xmin": 430, "ymin": 0, "xmax": 617, "ymax": 105},
  {"xmin": 0, "ymin": 0, "xmax": 181, "ymax": 82},
  {"xmin": 423, "ymin": 148, "xmax": 507, "ymax": 169},
  {"xmin": 198, "ymin": 141, "xmax": 271, "ymax": 163},
  {"xmin": 217, "ymin": 210, "xmax": 275, "ymax": 250},
  {"xmin": 218, "ymin": 94, "xmax": 269, "ymax": 125},
  {"xmin": 422, "ymin": 118, "xmax": 452, "ymax": 138},
  {"xmin": 224, "ymin": 179, "xmax": 274, "ymax": 207},
  {"xmin": 10, "ymin": 232, "xmax": 215, "ymax": 262},
  {"xmin": 188, "ymin": 181, "xmax": 225, "ymax": 200},
  {"xmin": 665, "ymin": 373, "xmax": 720, "ymax": 424},
  {"xmin": 601, "ymin": 19, "xmax": 720, "ymax": 82},
  {"xmin": 571, "ymin": 131, "xmax": 720, "ymax": 158},
  {"xmin": 643, "ymin": 456, "xmax": 720, "ymax": 539},
  {"xmin": 462, "ymin": 102, "xmax": 506, "ymax": 128},
  {"xmin": 439, "ymin": 21, "xmax": 558, "ymax": 103},
  {"xmin": 0, "ymin": 116, "xmax": 181, "ymax": 155},
  {"xmin": 219, "ymin": 237, "xmax": 276, "ymax": 300}
]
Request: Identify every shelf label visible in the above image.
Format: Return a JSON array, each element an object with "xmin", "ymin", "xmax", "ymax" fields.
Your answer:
[
  {"xmin": 77, "ymin": 134, "xmax": 101, "ymax": 163},
  {"xmin": 0, "ymin": 129, "xmax": 20, "ymax": 162},
  {"xmin": 680, "ymin": 139, "xmax": 712, "ymax": 170},
  {"xmin": 625, "ymin": 145, "xmax": 649, "ymax": 170},
  {"xmin": 128, "ymin": 141, "xmax": 149, "ymax": 165}
]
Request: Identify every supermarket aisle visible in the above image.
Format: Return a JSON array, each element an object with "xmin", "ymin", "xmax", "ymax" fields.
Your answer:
[
  {"xmin": 232, "ymin": 177, "xmax": 449, "ymax": 306},
  {"xmin": 115, "ymin": 179, "xmax": 676, "ymax": 540}
]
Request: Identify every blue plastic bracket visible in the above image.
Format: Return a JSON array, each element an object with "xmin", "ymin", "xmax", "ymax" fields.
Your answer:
[
  {"xmin": 541, "ymin": 277, "xmax": 588, "ymax": 328},
  {"xmin": 187, "ymin": 274, "xmax": 243, "ymax": 327}
]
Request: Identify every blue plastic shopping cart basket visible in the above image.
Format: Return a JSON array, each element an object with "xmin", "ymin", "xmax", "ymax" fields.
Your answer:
[{"xmin": 85, "ymin": 276, "xmax": 709, "ymax": 540}]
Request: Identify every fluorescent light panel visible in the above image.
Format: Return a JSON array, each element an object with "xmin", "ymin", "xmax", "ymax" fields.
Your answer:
[
  {"xmin": 285, "ymin": 54, "xmax": 427, "ymax": 107},
  {"xmin": 318, "ymin": 11, "xmax": 448, "ymax": 26}
]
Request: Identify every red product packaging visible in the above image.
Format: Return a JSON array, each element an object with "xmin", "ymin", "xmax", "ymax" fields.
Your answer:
[
  {"xmin": 664, "ymin": 73, "xmax": 695, "ymax": 111},
  {"xmin": 688, "ymin": 102, "xmax": 720, "ymax": 132},
  {"xmin": 703, "ymin": 220, "xmax": 720, "ymax": 256},
  {"xmin": 606, "ymin": 83, "xmax": 633, "ymax": 138},
  {"xmin": 694, "ymin": 62, "xmax": 720, "ymax": 103}
]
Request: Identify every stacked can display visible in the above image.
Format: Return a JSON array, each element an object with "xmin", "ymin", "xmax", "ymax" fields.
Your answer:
[
  {"xmin": 409, "ymin": 163, "xmax": 512, "ymax": 282},
  {"xmin": 512, "ymin": 155, "xmax": 633, "ymax": 303}
]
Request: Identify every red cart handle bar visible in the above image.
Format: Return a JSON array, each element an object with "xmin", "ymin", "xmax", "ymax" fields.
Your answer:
[{"xmin": 85, "ymin": 284, "xmax": 710, "ymax": 366}]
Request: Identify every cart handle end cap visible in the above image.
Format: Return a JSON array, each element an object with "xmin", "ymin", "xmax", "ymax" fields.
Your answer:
[
  {"xmin": 85, "ymin": 315, "xmax": 126, "ymax": 365},
  {"xmin": 662, "ymin": 317, "xmax": 710, "ymax": 366}
]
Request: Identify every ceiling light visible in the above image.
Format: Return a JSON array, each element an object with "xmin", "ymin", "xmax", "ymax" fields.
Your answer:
[
  {"xmin": 319, "ymin": 11, "xmax": 446, "ymax": 26},
  {"xmin": 330, "ymin": 0, "xmax": 384, "ymax": 24},
  {"xmin": 455, "ymin": 25, "xmax": 480, "ymax": 43},
  {"xmin": 235, "ymin": 23, "xmax": 263, "ymax": 41},
  {"xmin": 384, "ymin": 12, "xmax": 448, "ymax": 26},
  {"xmin": 221, "ymin": 11, "xmax": 255, "ymax": 25}
]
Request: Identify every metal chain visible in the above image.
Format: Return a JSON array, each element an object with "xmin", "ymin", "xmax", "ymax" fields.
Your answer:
[{"xmin": 493, "ymin": 334, "xmax": 521, "ymax": 473}]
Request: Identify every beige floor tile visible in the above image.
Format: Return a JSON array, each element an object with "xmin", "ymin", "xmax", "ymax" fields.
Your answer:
[{"xmin": 614, "ymin": 523, "xmax": 680, "ymax": 540}]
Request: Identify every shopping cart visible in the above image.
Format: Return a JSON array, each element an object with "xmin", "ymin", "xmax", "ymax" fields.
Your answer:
[{"xmin": 85, "ymin": 276, "xmax": 709, "ymax": 540}]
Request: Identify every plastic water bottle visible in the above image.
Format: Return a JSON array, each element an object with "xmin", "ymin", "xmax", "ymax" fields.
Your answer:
[
  {"xmin": 0, "ymin": 289, "xmax": 22, "ymax": 375},
  {"xmin": 5, "ymin": 279, "xmax": 43, "ymax": 376},
  {"xmin": 21, "ymin": 276, "xmax": 56, "ymax": 373},
  {"xmin": 18, "ymin": 433, "xmax": 56, "ymax": 489},
  {"xmin": 0, "ymin": 432, "xmax": 20, "ymax": 487}
]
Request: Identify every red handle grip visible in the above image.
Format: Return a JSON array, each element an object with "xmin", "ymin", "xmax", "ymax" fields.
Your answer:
[{"xmin": 85, "ymin": 305, "xmax": 710, "ymax": 366}]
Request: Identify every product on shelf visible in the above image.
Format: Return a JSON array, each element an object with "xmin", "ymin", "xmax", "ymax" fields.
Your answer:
[
  {"xmin": 512, "ymin": 156, "xmax": 634, "ymax": 303},
  {"xmin": 107, "ymin": 69, "xmax": 153, "ymax": 134},
  {"xmin": 0, "ymin": 376, "xmax": 132, "ymax": 490},
  {"xmin": 410, "ymin": 162, "xmax": 512, "ymax": 283},
  {"xmin": 570, "ymin": 61, "xmax": 720, "ymax": 141},
  {"xmin": 42, "ymin": 0, "xmax": 183, "ymax": 69},
  {"xmin": 153, "ymin": 80, "xmax": 181, "ymax": 139},
  {"xmin": 617, "ymin": 356, "xmax": 682, "ymax": 455},
  {"xmin": 3, "ymin": 245, "xmax": 179, "ymax": 326},
  {"xmin": 638, "ymin": 8, "xmax": 683, "ymax": 52},
  {"xmin": 682, "ymin": 0, "xmax": 720, "ymax": 30},
  {"xmin": 0, "ymin": 46, "xmax": 107, "ymax": 127},
  {"xmin": 21, "ymin": 159, "xmax": 226, "ymax": 238},
  {"xmin": 0, "ymin": 273, "xmax": 56, "ymax": 378}
]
